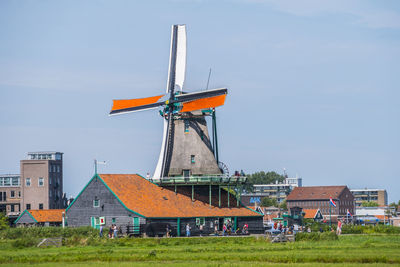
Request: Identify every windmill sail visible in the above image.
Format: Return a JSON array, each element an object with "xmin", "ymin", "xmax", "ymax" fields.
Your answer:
[{"xmin": 110, "ymin": 95, "xmax": 165, "ymax": 115}]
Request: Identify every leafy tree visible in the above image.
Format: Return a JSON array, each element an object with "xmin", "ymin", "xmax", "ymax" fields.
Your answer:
[
  {"xmin": 361, "ymin": 201, "xmax": 379, "ymax": 207},
  {"xmin": 244, "ymin": 171, "xmax": 285, "ymax": 192},
  {"xmin": 261, "ymin": 197, "xmax": 278, "ymax": 207},
  {"xmin": 279, "ymin": 199, "xmax": 287, "ymax": 210},
  {"xmin": 0, "ymin": 213, "xmax": 9, "ymax": 231}
]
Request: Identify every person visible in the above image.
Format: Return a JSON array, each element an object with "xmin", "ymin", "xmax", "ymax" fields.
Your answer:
[
  {"xmin": 223, "ymin": 223, "xmax": 227, "ymax": 236},
  {"xmin": 113, "ymin": 224, "xmax": 118, "ymax": 239},
  {"xmin": 307, "ymin": 227, "xmax": 311, "ymax": 233},
  {"xmin": 243, "ymin": 223, "xmax": 249, "ymax": 234},
  {"xmin": 99, "ymin": 225, "xmax": 103, "ymax": 237},
  {"xmin": 214, "ymin": 223, "xmax": 219, "ymax": 236},
  {"xmin": 337, "ymin": 220, "xmax": 342, "ymax": 235},
  {"xmin": 186, "ymin": 223, "xmax": 191, "ymax": 237},
  {"xmin": 166, "ymin": 225, "xmax": 171, "ymax": 238},
  {"xmin": 108, "ymin": 225, "xmax": 113, "ymax": 238},
  {"xmin": 199, "ymin": 224, "xmax": 204, "ymax": 237}
]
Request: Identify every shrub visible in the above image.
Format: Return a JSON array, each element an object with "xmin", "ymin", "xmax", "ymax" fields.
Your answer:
[
  {"xmin": 0, "ymin": 226, "xmax": 98, "ymax": 240},
  {"xmin": 341, "ymin": 225, "xmax": 400, "ymax": 235},
  {"xmin": 11, "ymin": 237, "xmax": 38, "ymax": 248}
]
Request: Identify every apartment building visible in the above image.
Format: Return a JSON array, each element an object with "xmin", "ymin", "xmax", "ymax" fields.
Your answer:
[
  {"xmin": 0, "ymin": 174, "xmax": 21, "ymax": 218},
  {"xmin": 350, "ymin": 189, "xmax": 388, "ymax": 207},
  {"xmin": 241, "ymin": 176, "xmax": 302, "ymax": 206},
  {"xmin": 21, "ymin": 152, "xmax": 64, "ymax": 210}
]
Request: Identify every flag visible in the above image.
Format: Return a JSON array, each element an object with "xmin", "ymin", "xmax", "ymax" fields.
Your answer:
[
  {"xmin": 347, "ymin": 209, "xmax": 352, "ymax": 217},
  {"xmin": 329, "ymin": 197, "xmax": 337, "ymax": 207}
]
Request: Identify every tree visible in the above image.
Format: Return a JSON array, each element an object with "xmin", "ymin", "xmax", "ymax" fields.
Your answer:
[
  {"xmin": 0, "ymin": 213, "xmax": 9, "ymax": 231},
  {"xmin": 244, "ymin": 171, "xmax": 285, "ymax": 192},
  {"xmin": 261, "ymin": 197, "xmax": 278, "ymax": 207},
  {"xmin": 279, "ymin": 199, "xmax": 287, "ymax": 210},
  {"xmin": 361, "ymin": 201, "xmax": 379, "ymax": 207}
]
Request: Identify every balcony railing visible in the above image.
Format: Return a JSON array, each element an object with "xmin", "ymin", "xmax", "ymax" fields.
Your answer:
[{"xmin": 150, "ymin": 175, "xmax": 247, "ymax": 185}]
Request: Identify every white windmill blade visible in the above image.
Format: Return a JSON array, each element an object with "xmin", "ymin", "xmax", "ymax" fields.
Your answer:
[{"xmin": 166, "ymin": 24, "xmax": 187, "ymax": 94}]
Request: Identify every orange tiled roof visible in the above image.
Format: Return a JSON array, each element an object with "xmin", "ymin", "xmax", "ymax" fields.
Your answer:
[
  {"xmin": 303, "ymin": 208, "xmax": 319, "ymax": 219},
  {"xmin": 29, "ymin": 209, "xmax": 64, "ymax": 222},
  {"xmin": 287, "ymin": 186, "xmax": 347, "ymax": 201},
  {"xmin": 99, "ymin": 174, "xmax": 260, "ymax": 218}
]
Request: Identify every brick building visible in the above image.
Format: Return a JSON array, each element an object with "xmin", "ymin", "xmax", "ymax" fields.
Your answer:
[
  {"xmin": 286, "ymin": 186, "xmax": 355, "ymax": 221},
  {"xmin": 21, "ymin": 152, "xmax": 64, "ymax": 210},
  {"xmin": 0, "ymin": 174, "xmax": 21, "ymax": 219}
]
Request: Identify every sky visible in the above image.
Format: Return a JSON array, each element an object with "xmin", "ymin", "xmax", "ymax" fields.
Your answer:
[{"xmin": 0, "ymin": 0, "xmax": 399, "ymax": 202}]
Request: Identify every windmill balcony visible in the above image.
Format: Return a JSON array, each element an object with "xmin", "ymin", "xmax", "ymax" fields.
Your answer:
[{"xmin": 151, "ymin": 175, "xmax": 247, "ymax": 186}]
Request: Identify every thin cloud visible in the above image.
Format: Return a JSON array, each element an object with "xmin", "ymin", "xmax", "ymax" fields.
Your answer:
[{"xmin": 244, "ymin": 0, "xmax": 400, "ymax": 29}]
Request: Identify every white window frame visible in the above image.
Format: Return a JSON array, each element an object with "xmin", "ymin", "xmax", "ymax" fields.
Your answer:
[
  {"xmin": 38, "ymin": 177, "xmax": 44, "ymax": 187},
  {"xmin": 93, "ymin": 199, "xmax": 100, "ymax": 208},
  {"xmin": 26, "ymin": 178, "xmax": 31, "ymax": 187}
]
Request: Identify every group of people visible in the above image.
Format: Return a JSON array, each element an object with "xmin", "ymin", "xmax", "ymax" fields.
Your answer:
[
  {"xmin": 99, "ymin": 224, "xmax": 119, "ymax": 238},
  {"xmin": 272, "ymin": 222, "xmax": 300, "ymax": 234},
  {"xmin": 184, "ymin": 220, "xmax": 249, "ymax": 237}
]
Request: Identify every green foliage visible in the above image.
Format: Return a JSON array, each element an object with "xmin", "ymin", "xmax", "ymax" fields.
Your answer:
[
  {"xmin": 295, "ymin": 232, "xmax": 338, "ymax": 241},
  {"xmin": 11, "ymin": 237, "xmax": 37, "ymax": 249},
  {"xmin": 361, "ymin": 201, "xmax": 379, "ymax": 207},
  {"xmin": 244, "ymin": 171, "xmax": 285, "ymax": 192},
  {"xmin": 0, "ymin": 213, "xmax": 9, "ymax": 231},
  {"xmin": 0, "ymin": 226, "xmax": 98, "ymax": 240},
  {"xmin": 261, "ymin": 197, "xmax": 278, "ymax": 207},
  {"xmin": 279, "ymin": 199, "xmax": 287, "ymax": 210},
  {"xmin": 342, "ymin": 224, "xmax": 400, "ymax": 234}
]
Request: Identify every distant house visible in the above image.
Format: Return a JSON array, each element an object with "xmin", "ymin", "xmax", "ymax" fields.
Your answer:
[
  {"xmin": 66, "ymin": 174, "xmax": 263, "ymax": 236},
  {"xmin": 286, "ymin": 186, "xmax": 354, "ymax": 222},
  {"xmin": 15, "ymin": 209, "xmax": 64, "ymax": 226},
  {"xmin": 302, "ymin": 208, "xmax": 323, "ymax": 221}
]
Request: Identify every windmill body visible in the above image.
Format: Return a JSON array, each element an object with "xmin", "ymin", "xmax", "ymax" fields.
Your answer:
[{"xmin": 110, "ymin": 25, "xmax": 229, "ymax": 181}]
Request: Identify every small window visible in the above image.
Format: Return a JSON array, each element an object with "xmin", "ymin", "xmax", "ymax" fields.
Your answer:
[
  {"xmin": 10, "ymin": 191, "xmax": 15, "ymax": 198},
  {"xmin": 18, "ymin": 191, "xmax": 21, "ymax": 198},
  {"xmin": 39, "ymin": 203, "xmax": 43, "ymax": 210},
  {"xmin": 196, "ymin": 217, "xmax": 205, "ymax": 226},
  {"xmin": 26, "ymin": 204, "xmax": 31, "ymax": 210},
  {"xmin": 2, "ymin": 192, "xmax": 6, "ymax": 201},
  {"xmin": 93, "ymin": 199, "xmax": 100, "ymax": 207},
  {"xmin": 26, "ymin": 178, "xmax": 31, "ymax": 187},
  {"xmin": 184, "ymin": 120, "xmax": 189, "ymax": 133},
  {"xmin": 11, "ymin": 205, "xmax": 15, "ymax": 212},
  {"xmin": 57, "ymin": 166, "xmax": 60, "ymax": 173},
  {"xmin": 112, "ymin": 218, "xmax": 116, "ymax": 223},
  {"xmin": 191, "ymin": 155, "xmax": 195, "ymax": 164},
  {"xmin": 38, "ymin": 178, "xmax": 44, "ymax": 187},
  {"xmin": 183, "ymin": 169, "xmax": 190, "ymax": 178}
]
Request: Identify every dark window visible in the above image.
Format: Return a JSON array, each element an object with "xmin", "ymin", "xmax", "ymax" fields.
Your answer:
[
  {"xmin": 93, "ymin": 199, "xmax": 99, "ymax": 207},
  {"xmin": 2, "ymin": 192, "xmax": 5, "ymax": 202},
  {"xmin": 183, "ymin": 170, "xmax": 190, "ymax": 178},
  {"xmin": 39, "ymin": 203, "xmax": 43, "ymax": 210},
  {"xmin": 18, "ymin": 191, "xmax": 21, "ymax": 198},
  {"xmin": 112, "ymin": 218, "xmax": 116, "ymax": 223},
  {"xmin": 0, "ymin": 192, "xmax": 2, "ymax": 202},
  {"xmin": 191, "ymin": 155, "xmax": 195, "ymax": 164},
  {"xmin": 11, "ymin": 191, "xmax": 15, "ymax": 198},
  {"xmin": 26, "ymin": 204, "xmax": 31, "ymax": 210},
  {"xmin": 184, "ymin": 120, "xmax": 189, "ymax": 133}
]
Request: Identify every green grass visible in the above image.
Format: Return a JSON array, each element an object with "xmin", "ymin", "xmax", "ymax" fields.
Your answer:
[{"xmin": 0, "ymin": 235, "xmax": 399, "ymax": 266}]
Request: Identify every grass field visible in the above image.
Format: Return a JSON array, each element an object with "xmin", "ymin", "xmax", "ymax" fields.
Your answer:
[{"xmin": 0, "ymin": 234, "xmax": 399, "ymax": 266}]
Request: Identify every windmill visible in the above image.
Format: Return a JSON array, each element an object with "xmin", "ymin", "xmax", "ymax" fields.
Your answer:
[{"xmin": 109, "ymin": 25, "xmax": 228, "ymax": 180}]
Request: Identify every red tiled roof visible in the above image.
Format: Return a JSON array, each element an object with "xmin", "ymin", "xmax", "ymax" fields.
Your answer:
[
  {"xmin": 287, "ymin": 186, "xmax": 347, "ymax": 201},
  {"xmin": 303, "ymin": 209, "xmax": 318, "ymax": 219},
  {"xmin": 99, "ymin": 174, "xmax": 260, "ymax": 218},
  {"xmin": 29, "ymin": 209, "xmax": 64, "ymax": 222}
]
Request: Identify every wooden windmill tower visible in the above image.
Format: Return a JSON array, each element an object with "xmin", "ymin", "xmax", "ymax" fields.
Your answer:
[{"xmin": 110, "ymin": 25, "xmax": 229, "ymax": 180}]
